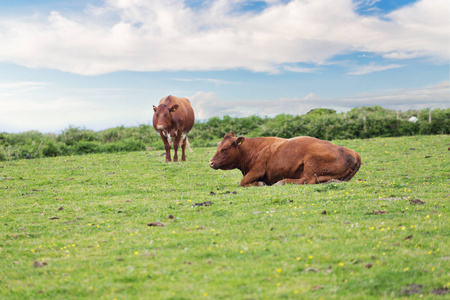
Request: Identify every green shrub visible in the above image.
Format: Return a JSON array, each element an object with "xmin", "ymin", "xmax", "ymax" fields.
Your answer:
[
  {"xmin": 42, "ymin": 141, "xmax": 61, "ymax": 157},
  {"xmin": 0, "ymin": 107, "xmax": 448, "ymax": 161},
  {"xmin": 102, "ymin": 139, "xmax": 146, "ymax": 153},
  {"xmin": 75, "ymin": 141, "xmax": 101, "ymax": 154}
]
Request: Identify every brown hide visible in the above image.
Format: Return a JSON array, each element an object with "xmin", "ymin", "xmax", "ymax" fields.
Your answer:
[
  {"xmin": 153, "ymin": 95, "xmax": 195, "ymax": 162},
  {"xmin": 209, "ymin": 132, "xmax": 361, "ymax": 186}
]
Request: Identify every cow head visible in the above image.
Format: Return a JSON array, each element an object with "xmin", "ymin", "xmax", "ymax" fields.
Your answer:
[
  {"xmin": 209, "ymin": 132, "xmax": 245, "ymax": 170},
  {"xmin": 153, "ymin": 104, "xmax": 179, "ymax": 131}
]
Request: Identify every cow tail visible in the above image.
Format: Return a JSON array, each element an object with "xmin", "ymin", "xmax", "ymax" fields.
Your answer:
[{"xmin": 186, "ymin": 136, "xmax": 193, "ymax": 152}]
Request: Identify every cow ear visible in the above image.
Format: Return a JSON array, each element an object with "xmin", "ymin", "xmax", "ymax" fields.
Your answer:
[
  {"xmin": 153, "ymin": 105, "xmax": 157, "ymax": 112},
  {"xmin": 169, "ymin": 104, "xmax": 179, "ymax": 112},
  {"xmin": 229, "ymin": 132, "xmax": 235, "ymax": 137},
  {"xmin": 236, "ymin": 137, "xmax": 245, "ymax": 146}
]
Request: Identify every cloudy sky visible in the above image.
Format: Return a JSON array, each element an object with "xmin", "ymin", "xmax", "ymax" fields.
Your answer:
[{"xmin": 0, "ymin": 0, "xmax": 448, "ymax": 133}]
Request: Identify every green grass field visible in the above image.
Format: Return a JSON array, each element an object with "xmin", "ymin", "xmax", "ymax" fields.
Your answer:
[{"xmin": 1, "ymin": 135, "xmax": 449, "ymax": 299}]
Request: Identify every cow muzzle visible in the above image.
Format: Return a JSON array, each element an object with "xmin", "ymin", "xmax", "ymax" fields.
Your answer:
[
  {"xmin": 156, "ymin": 125, "xmax": 165, "ymax": 131},
  {"xmin": 209, "ymin": 160, "xmax": 216, "ymax": 169}
]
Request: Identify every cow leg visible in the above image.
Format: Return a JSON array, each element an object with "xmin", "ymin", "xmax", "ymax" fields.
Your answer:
[
  {"xmin": 275, "ymin": 176, "xmax": 315, "ymax": 185},
  {"xmin": 160, "ymin": 134, "xmax": 171, "ymax": 162},
  {"xmin": 315, "ymin": 166, "xmax": 357, "ymax": 183},
  {"xmin": 240, "ymin": 169, "xmax": 265, "ymax": 187},
  {"xmin": 181, "ymin": 135, "xmax": 187, "ymax": 161},
  {"xmin": 173, "ymin": 135, "xmax": 182, "ymax": 162},
  {"xmin": 276, "ymin": 170, "xmax": 354, "ymax": 185},
  {"xmin": 275, "ymin": 168, "xmax": 318, "ymax": 185},
  {"xmin": 292, "ymin": 156, "xmax": 360, "ymax": 184}
]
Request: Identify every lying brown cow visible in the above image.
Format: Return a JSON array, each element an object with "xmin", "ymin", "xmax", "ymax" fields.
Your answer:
[
  {"xmin": 153, "ymin": 95, "xmax": 195, "ymax": 162},
  {"xmin": 209, "ymin": 132, "xmax": 361, "ymax": 186}
]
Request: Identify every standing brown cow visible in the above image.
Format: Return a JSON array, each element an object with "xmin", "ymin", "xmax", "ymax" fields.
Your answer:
[
  {"xmin": 153, "ymin": 95, "xmax": 195, "ymax": 162},
  {"xmin": 209, "ymin": 132, "xmax": 361, "ymax": 186}
]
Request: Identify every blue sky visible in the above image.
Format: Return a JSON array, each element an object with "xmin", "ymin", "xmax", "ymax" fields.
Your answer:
[{"xmin": 0, "ymin": 0, "xmax": 448, "ymax": 133}]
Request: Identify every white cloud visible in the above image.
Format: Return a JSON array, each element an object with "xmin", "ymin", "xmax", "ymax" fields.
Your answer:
[
  {"xmin": 1, "ymin": 79, "xmax": 447, "ymax": 133},
  {"xmin": 0, "ymin": 81, "xmax": 49, "ymax": 89},
  {"xmin": 353, "ymin": 0, "xmax": 382, "ymax": 8},
  {"xmin": 190, "ymin": 81, "xmax": 450, "ymax": 119},
  {"xmin": 0, "ymin": 96, "xmax": 154, "ymax": 133},
  {"xmin": 339, "ymin": 81, "xmax": 450, "ymax": 110},
  {"xmin": 0, "ymin": 82, "xmax": 154, "ymax": 133},
  {"xmin": 382, "ymin": 51, "xmax": 424, "ymax": 60},
  {"xmin": 0, "ymin": 97, "xmax": 93, "ymax": 133},
  {"xmin": 191, "ymin": 91, "xmax": 337, "ymax": 119},
  {"xmin": 0, "ymin": 0, "xmax": 447, "ymax": 75},
  {"xmin": 190, "ymin": 91, "xmax": 243, "ymax": 119},
  {"xmin": 172, "ymin": 78, "xmax": 239, "ymax": 85},
  {"xmin": 283, "ymin": 66, "xmax": 319, "ymax": 73},
  {"xmin": 0, "ymin": 81, "xmax": 51, "ymax": 96},
  {"xmin": 347, "ymin": 63, "xmax": 404, "ymax": 75}
]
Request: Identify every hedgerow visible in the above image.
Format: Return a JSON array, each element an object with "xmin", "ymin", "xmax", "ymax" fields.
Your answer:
[{"xmin": 0, "ymin": 106, "xmax": 448, "ymax": 160}]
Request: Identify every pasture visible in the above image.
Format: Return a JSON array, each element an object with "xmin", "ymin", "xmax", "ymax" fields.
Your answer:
[{"xmin": 0, "ymin": 135, "xmax": 448, "ymax": 299}]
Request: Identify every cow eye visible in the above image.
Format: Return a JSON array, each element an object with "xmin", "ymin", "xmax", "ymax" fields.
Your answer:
[{"xmin": 221, "ymin": 149, "xmax": 228, "ymax": 153}]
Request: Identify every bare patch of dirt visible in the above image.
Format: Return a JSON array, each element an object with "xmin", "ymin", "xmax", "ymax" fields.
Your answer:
[
  {"xmin": 210, "ymin": 191, "xmax": 237, "ymax": 196},
  {"xmin": 305, "ymin": 267, "xmax": 318, "ymax": 273},
  {"xmin": 403, "ymin": 235, "xmax": 413, "ymax": 240},
  {"xmin": 400, "ymin": 284, "xmax": 423, "ymax": 295},
  {"xmin": 33, "ymin": 261, "xmax": 47, "ymax": 268},
  {"xmin": 365, "ymin": 210, "xmax": 387, "ymax": 215},
  {"xmin": 376, "ymin": 197, "xmax": 408, "ymax": 201},
  {"xmin": 192, "ymin": 201, "xmax": 213, "ymax": 207},
  {"xmin": 431, "ymin": 287, "xmax": 449, "ymax": 295},
  {"xmin": 410, "ymin": 199, "xmax": 425, "ymax": 205},
  {"xmin": 147, "ymin": 222, "xmax": 165, "ymax": 227},
  {"xmin": 63, "ymin": 219, "xmax": 81, "ymax": 224}
]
